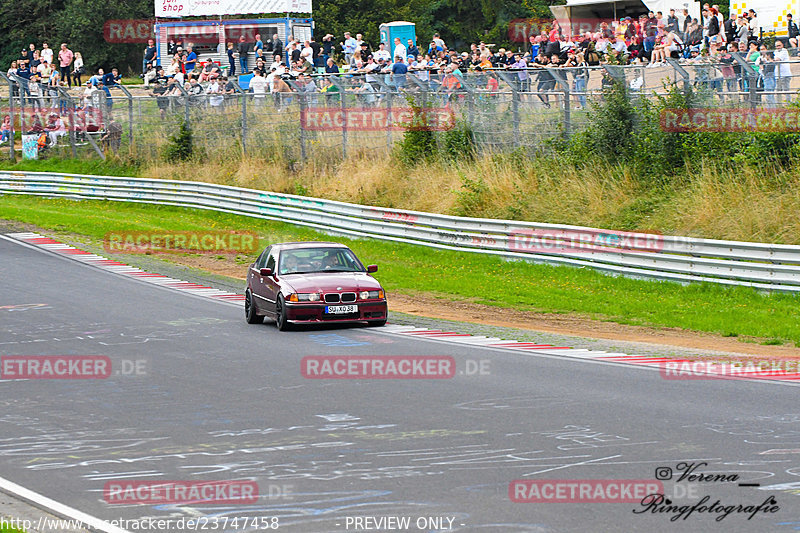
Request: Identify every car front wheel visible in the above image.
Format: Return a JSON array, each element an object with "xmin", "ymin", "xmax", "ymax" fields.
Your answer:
[
  {"xmin": 245, "ymin": 290, "xmax": 263, "ymax": 324},
  {"xmin": 275, "ymin": 294, "xmax": 291, "ymax": 331}
]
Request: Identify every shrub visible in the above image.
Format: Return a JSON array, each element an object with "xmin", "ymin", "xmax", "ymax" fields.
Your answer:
[{"xmin": 163, "ymin": 121, "xmax": 194, "ymax": 163}]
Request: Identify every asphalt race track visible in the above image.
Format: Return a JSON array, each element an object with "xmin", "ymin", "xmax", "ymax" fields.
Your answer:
[{"xmin": 3, "ymin": 233, "xmax": 800, "ymax": 533}]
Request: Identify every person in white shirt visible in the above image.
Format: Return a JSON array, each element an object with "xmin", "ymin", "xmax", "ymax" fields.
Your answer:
[
  {"xmin": 40, "ymin": 43, "xmax": 53, "ymax": 65},
  {"xmin": 249, "ymin": 69, "xmax": 268, "ymax": 100},
  {"xmin": 373, "ymin": 43, "xmax": 391, "ymax": 62},
  {"xmin": 272, "ymin": 56, "xmax": 286, "ymax": 75},
  {"xmin": 265, "ymin": 65, "xmax": 279, "ymax": 92},
  {"xmin": 774, "ymin": 40, "xmax": 792, "ymax": 102},
  {"xmin": 393, "ymin": 38, "xmax": 407, "ymax": 62},
  {"xmin": 748, "ymin": 10, "xmax": 758, "ymax": 40}
]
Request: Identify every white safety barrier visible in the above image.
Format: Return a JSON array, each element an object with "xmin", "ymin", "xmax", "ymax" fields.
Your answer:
[{"xmin": 2, "ymin": 171, "xmax": 800, "ymax": 292}]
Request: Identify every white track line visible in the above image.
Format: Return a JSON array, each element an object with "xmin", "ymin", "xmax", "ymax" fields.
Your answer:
[{"xmin": 0, "ymin": 476, "xmax": 130, "ymax": 533}]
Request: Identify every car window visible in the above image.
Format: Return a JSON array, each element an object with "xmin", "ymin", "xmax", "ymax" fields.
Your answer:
[
  {"xmin": 265, "ymin": 254, "xmax": 276, "ymax": 272},
  {"xmin": 255, "ymin": 246, "xmax": 271, "ymax": 269},
  {"xmin": 278, "ymin": 247, "xmax": 364, "ymax": 274}
]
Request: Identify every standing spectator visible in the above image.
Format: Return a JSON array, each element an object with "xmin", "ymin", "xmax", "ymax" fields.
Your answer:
[
  {"xmin": 407, "ymin": 39, "xmax": 419, "ymax": 60},
  {"xmin": 724, "ymin": 12, "xmax": 737, "ymax": 44},
  {"xmin": 184, "ymin": 44, "xmax": 197, "ymax": 74},
  {"xmin": 47, "ymin": 69, "xmax": 61, "ymax": 108},
  {"xmin": 16, "ymin": 61, "xmax": 31, "ymax": 103},
  {"xmin": 58, "ymin": 43, "xmax": 73, "ymax": 87},
  {"xmin": 168, "ymin": 39, "xmax": 180, "ymax": 56},
  {"xmin": 757, "ymin": 48, "xmax": 776, "ymax": 107},
  {"xmin": 513, "ymin": 53, "xmax": 529, "ymax": 92},
  {"xmin": 374, "ymin": 42, "xmax": 391, "ymax": 62},
  {"xmin": 100, "ymin": 115, "xmax": 122, "ymax": 152},
  {"xmin": 27, "ymin": 43, "xmax": 36, "ymax": 65},
  {"xmin": 226, "ymin": 42, "xmax": 236, "ymax": 77},
  {"xmin": 270, "ymin": 34, "xmax": 283, "ymax": 60},
  {"xmin": 393, "ymin": 38, "xmax": 407, "ymax": 62},
  {"xmin": 40, "ymin": 43, "xmax": 53, "ymax": 65},
  {"xmin": 667, "ymin": 9, "xmax": 679, "ymax": 34},
  {"xmin": 573, "ymin": 51, "xmax": 589, "ymax": 109},
  {"xmin": 322, "ymin": 34, "xmax": 334, "ymax": 64},
  {"xmin": 432, "ymin": 33, "xmax": 445, "ymax": 51},
  {"xmin": 249, "ymin": 68, "xmax": 267, "ymax": 101},
  {"xmin": 788, "ymin": 14, "xmax": 799, "ymax": 48},
  {"xmin": 390, "ymin": 55, "xmax": 408, "ymax": 91},
  {"xmin": 310, "ymin": 36, "xmax": 321, "ymax": 62},
  {"xmin": 341, "ymin": 32, "xmax": 357, "ymax": 64},
  {"xmin": 254, "ymin": 34, "xmax": 264, "ymax": 57},
  {"xmin": 29, "ymin": 74, "xmax": 44, "ymax": 110},
  {"xmin": 143, "ymin": 39, "xmax": 156, "ymax": 74},
  {"xmin": 237, "ymin": 36, "xmax": 249, "ymax": 75},
  {"xmin": 774, "ymin": 40, "xmax": 791, "ymax": 102}
]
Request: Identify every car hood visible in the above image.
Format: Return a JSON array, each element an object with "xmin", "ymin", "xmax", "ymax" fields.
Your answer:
[{"xmin": 281, "ymin": 272, "xmax": 383, "ymax": 294}]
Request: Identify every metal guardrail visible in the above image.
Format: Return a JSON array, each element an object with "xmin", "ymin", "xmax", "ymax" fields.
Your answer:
[{"xmin": 2, "ymin": 171, "xmax": 800, "ymax": 292}]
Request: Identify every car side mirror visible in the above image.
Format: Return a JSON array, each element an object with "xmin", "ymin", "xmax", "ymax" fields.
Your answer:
[
  {"xmin": 366, "ymin": 264, "xmax": 378, "ymax": 273},
  {"xmin": 260, "ymin": 267, "xmax": 272, "ymax": 276}
]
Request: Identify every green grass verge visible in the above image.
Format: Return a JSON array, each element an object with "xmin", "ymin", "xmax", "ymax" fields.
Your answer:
[
  {"xmin": 2, "ymin": 194, "xmax": 800, "ymax": 344},
  {"xmin": 0, "ymin": 157, "xmax": 140, "ymax": 177}
]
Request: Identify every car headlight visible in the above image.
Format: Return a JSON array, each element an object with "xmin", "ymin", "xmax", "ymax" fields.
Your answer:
[
  {"xmin": 289, "ymin": 293, "xmax": 320, "ymax": 302},
  {"xmin": 360, "ymin": 290, "xmax": 384, "ymax": 300}
]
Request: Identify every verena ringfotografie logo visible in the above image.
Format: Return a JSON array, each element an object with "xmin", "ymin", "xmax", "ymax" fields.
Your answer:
[
  {"xmin": 660, "ymin": 359, "xmax": 800, "ymax": 380},
  {"xmin": 508, "ymin": 229, "xmax": 663, "ymax": 254},
  {"xmin": 1, "ymin": 356, "xmax": 111, "ymax": 379},
  {"xmin": 661, "ymin": 108, "xmax": 800, "ymax": 133},
  {"xmin": 510, "ymin": 479, "xmax": 664, "ymax": 503},
  {"xmin": 103, "ymin": 231, "xmax": 258, "ymax": 255},
  {"xmin": 300, "ymin": 107, "xmax": 455, "ymax": 131},
  {"xmin": 104, "ymin": 480, "xmax": 258, "ymax": 505},
  {"xmin": 301, "ymin": 356, "xmax": 455, "ymax": 379}
]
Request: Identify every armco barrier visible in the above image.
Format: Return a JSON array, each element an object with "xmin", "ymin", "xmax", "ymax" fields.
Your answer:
[{"xmin": 2, "ymin": 171, "xmax": 800, "ymax": 292}]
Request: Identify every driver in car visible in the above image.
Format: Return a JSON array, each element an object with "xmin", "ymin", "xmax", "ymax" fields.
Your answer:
[
  {"xmin": 323, "ymin": 254, "xmax": 341, "ymax": 270},
  {"xmin": 281, "ymin": 254, "xmax": 298, "ymax": 274}
]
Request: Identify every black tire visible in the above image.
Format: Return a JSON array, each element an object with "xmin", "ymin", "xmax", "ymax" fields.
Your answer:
[
  {"xmin": 245, "ymin": 290, "xmax": 263, "ymax": 324},
  {"xmin": 275, "ymin": 294, "xmax": 291, "ymax": 331},
  {"xmin": 367, "ymin": 319, "xmax": 387, "ymax": 327}
]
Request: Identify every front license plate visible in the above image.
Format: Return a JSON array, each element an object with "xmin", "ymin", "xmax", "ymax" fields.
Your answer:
[{"xmin": 325, "ymin": 305, "xmax": 358, "ymax": 314}]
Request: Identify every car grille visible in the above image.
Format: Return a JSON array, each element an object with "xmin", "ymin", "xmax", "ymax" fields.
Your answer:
[{"xmin": 323, "ymin": 292, "xmax": 357, "ymax": 303}]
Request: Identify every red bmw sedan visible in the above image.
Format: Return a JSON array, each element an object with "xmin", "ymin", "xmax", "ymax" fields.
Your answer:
[{"xmin": 244, "ymin": 242, "xmax": 388, "ymax": 330}]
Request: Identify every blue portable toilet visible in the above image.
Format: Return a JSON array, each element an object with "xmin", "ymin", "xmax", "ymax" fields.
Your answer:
[{"xmin": 379, "ymin": 21, "xmax": 416, "ymax": 60}]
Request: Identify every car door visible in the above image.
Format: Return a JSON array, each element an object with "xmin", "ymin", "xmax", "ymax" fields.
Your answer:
[
  {"xmin": 249, "ymin": 246, "xmax": 272, "ymax": 310},
  {"xmin": 261, "ymin": 252, "xmax": 280, "ymax": 315}
]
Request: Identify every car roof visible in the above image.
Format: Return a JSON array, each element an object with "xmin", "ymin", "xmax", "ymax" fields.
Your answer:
[{"xmin": 273, "ymin": 242, "xmax": 347, "ymax": 251}]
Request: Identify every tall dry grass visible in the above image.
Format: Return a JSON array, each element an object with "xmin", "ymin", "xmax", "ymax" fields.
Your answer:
[{"xmin": 134, "ymin": 135, "xmax": 800, "ymax": 245}]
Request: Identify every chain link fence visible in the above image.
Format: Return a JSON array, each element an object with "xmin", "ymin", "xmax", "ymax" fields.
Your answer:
[{"xmin": 0, "ymin": 52, "xmax": 798, "ymax": 162}]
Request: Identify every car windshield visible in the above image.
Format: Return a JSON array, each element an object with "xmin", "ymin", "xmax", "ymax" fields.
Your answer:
[{"xmin": 278, "ymin": 247, "xmax": 364, "ymax": 275}]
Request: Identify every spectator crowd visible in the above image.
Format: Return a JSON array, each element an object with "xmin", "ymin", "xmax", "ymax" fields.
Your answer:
[{"xmin": 3, "ymin": 4, "xmax": 797, "ymax": 152}]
